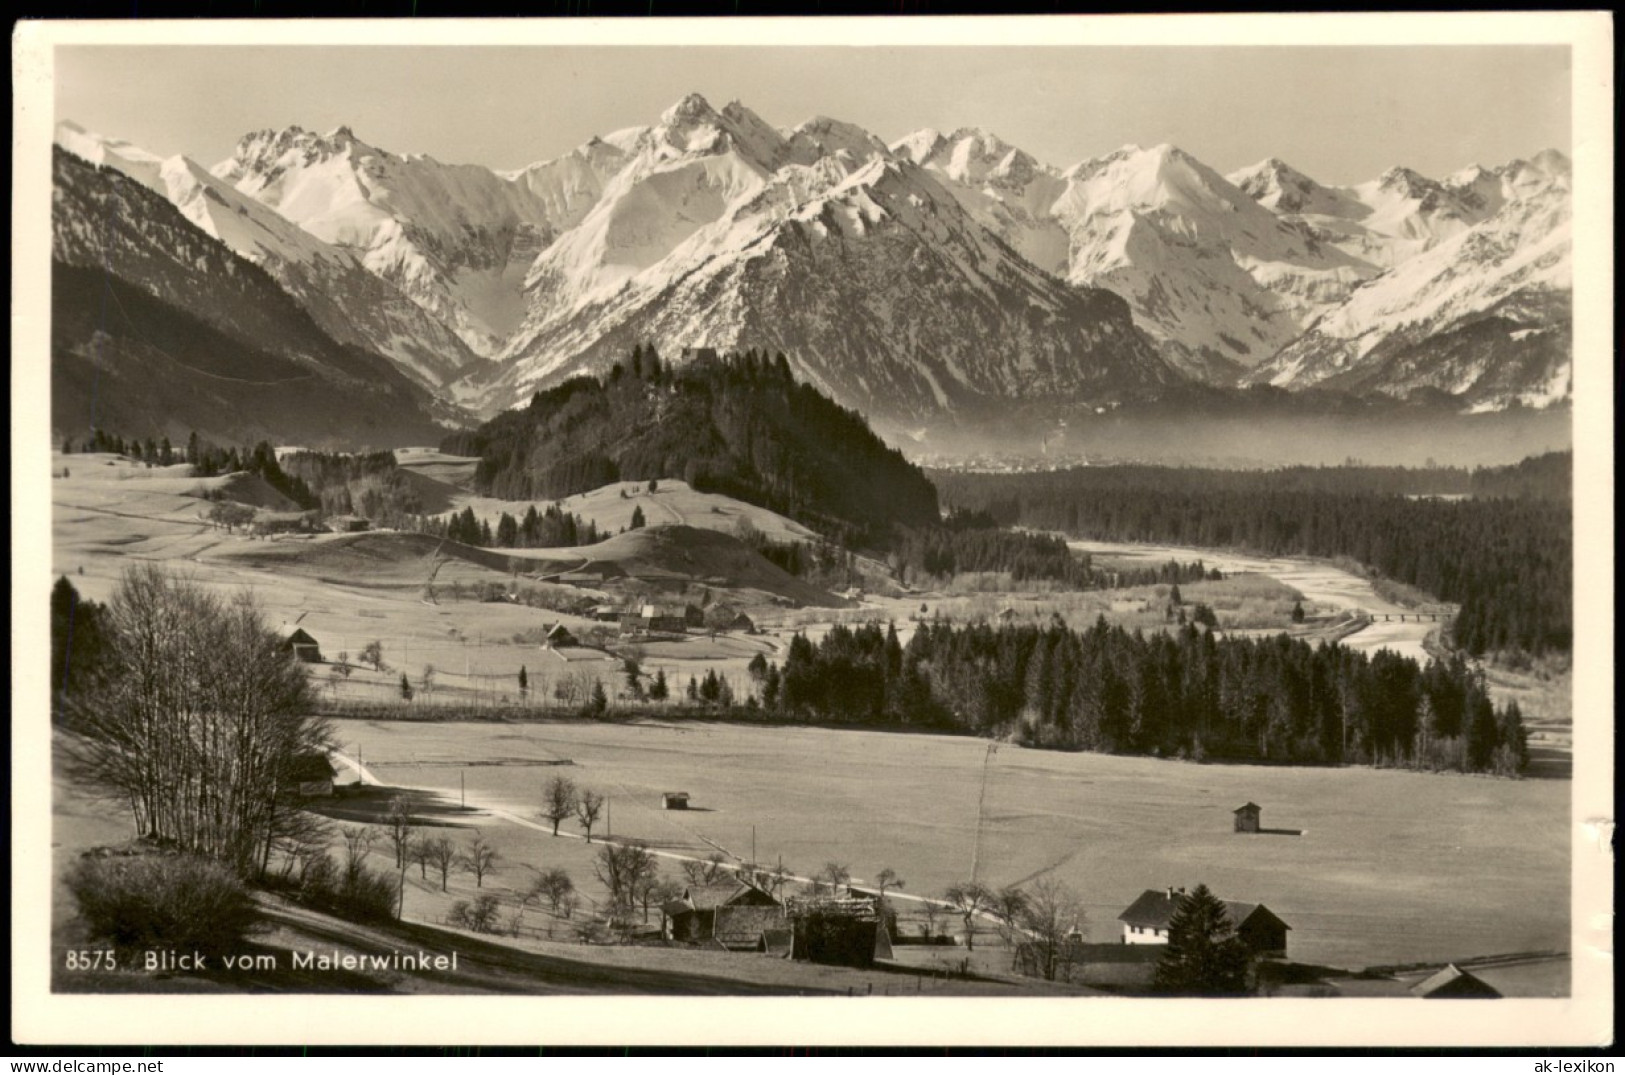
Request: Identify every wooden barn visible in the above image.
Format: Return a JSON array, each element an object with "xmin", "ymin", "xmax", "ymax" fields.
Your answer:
[
  {"xmin": 543, "ymin": 622, "xmax": 579, "ymax": 649},
  {"xmin": 785, "ymin": 895, "xmax": 894, "ymax": 968},
  {"xmin": 1117, "ymin": 887, "xmax": 1291, "ymax": 959},
  {"xmin": 664, "ymin": 881, "xmax": 783, "ymax": 947},
  {"xmin": 283, "ymin": 752, "xmax": 336, "ymax": 798},
  {"xmin": 1411, "ymin": 964, "xmax": 1502, "ymax": 999},
  {"xmin": 1234, "ymin": 802, "xmax": 1263, "ymax": 833},
  {"xmin": 625, "ymin": 604, "xmax": 687, "ymax": 634},
  {"xmin": 662, "ymin": 791, "xmax": 690, "ymax": 810},
  {"xmin": 275, "ymin": 624, "xmax": 322, "ymax": 663}
]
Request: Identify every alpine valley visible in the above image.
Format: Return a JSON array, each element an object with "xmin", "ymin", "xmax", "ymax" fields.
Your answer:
[
  {"xmin": 51, "ymin": 93, "xmax": 1572, "ymax": 448},
  {"xmin": 44, "ymin": 79, "xmax": 1581, "ymax": 1006}
]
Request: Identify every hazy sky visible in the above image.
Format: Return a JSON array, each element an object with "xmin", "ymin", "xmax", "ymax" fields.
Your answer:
[{"xmin": 54, "ymin": 43, "xmax": 1570, "ymax": 184}]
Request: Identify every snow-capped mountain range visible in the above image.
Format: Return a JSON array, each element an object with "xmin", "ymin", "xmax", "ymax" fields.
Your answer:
[{"xmin": 53, "ymin": 96, "xmax": 1571, "ymax": 425}]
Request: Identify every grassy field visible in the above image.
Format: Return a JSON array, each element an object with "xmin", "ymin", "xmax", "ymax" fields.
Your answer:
[
  {"xmin": 325, "ymin": 715, "xmax": 1569, "ymax": 978},
  {"xmin": 47, "ymin": 456, "xmax": 1574, "ymax": 997},
  {"xmin": 50, "ymin": 737, "xmax": 1081, "ymax": 997}
]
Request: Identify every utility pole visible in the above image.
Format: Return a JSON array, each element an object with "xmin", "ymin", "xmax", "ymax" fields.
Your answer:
[
  {"xmin": 969, "ymin": 742, "xmax": 996, "ymax": 885},
  {"xmin": 461, "ymin": 771, "xmax": 466, "ymax": 809}
]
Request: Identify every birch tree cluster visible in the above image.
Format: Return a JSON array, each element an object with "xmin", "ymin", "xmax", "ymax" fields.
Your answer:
[{"xmin": 66, "ymin": 564, "xmax": 330, "ymax": 877}]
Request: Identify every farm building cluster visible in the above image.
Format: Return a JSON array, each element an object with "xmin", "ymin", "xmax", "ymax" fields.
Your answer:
[
  {"xmin": 1116, "ymin": 886, "xmax": 1290, "ymax": 959},
  {"xmin": 659, "ymin": 880, "xmax": 893, "ymax": 969}
]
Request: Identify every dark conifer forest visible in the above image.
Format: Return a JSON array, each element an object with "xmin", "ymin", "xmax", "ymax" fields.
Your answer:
[
  {"xmin": 754, "ymin": 619, "xmax": 1528, "ymax": 775},
  {"xmin": 933, "ymin": 458, "xmax": 1572, "ymax": 657}
]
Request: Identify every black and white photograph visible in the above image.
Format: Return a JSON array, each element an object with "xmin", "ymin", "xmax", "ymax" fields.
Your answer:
[{"xmin": 11, "ymin": 13, "xmax": 1613, "ymax": 1048}]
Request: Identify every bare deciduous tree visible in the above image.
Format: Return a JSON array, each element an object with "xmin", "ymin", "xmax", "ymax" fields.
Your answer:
[
  {"xmin": 383, "ymin": 796, "xmax": 415, "ymax": 869},
  {"xmin": 922, "ymin": 900, "xmax": 942, "ymax": 939},
  {"xmin": 409, "ymin": 834, "xmax": 435, "ymax": 880},
  {"xmin": 558, "ymin": 891, "xmax": 580, "ymax": 921},
  {"xmin": 945, "ymin": 881, "xmax": 994, "ymax": 950},
  {"xmin": 64, "ymin": 564, "xmax": 331, "ymax": 878},
  {"xmin": 460, "ymin": 832, "xmax": 500, "ymax": 888},
  {"xmin": 595, "ymin": 841, "xmax": 657, "ymax": 924},
  {"xmin": 421, "ymin": 835, "xmax": 457, "ymax": 892},
  {"xmin": 339, "ymin": 824, "xmax": 378, "ymax": 875},
  {"xmin": 1019, "ymin": 877, "xmax": 1086, "ymax": 983},
  {"xmin": 991, "ymin": 885, "xmax": 1033, "ymax": 969},
  {"xmin": 574, "ymin": 788, "xmax": 605, "ymax": 843},
  {"xmin": 680, "ymin": 852, "xmax": 732, "ymax": 887},
  {"xmin": 631, "ymin": 865, "xmax": 669, "ymax": 923},
  {"xmin": 540, "ymin": 775, "xmax": 577, "ymax": 836},
  {"xmin": 820, "ymin": 861, "xmax": 851, "ymax": 896},
  {"xmin": 526, "ymin": 867, "xmax": 574, "ymax": 914}
]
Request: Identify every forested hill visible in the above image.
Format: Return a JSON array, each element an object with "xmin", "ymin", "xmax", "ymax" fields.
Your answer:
[{"xmin": 443, "ymin": 347, "xmax": 940, "ymax": 547}]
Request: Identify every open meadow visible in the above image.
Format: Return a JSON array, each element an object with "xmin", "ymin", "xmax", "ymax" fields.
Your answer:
[{"xmin": 326, "ymin": 714, "xmax": 1569, "ymax": 978}]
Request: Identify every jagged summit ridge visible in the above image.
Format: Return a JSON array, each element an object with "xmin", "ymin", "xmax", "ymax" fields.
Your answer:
[{"xmin": 55, "ymin": 97, "xmax": 1572, "ymax": 420}]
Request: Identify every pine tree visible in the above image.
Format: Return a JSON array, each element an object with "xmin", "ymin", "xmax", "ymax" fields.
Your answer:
[
  {"xmin": 1151, "ymin": 884, "xmax": 1252, "ymax": 996},
  {"xmin": 496, "ymin": 512, "xmax": 519, "ymax": 548},
  {"xmin": 630, "ymin": 505, "xmax": 647, "ymax": 529},
  {"xmin": 518, "ymin": 665, "xmax": 529, "ymax": 699}
]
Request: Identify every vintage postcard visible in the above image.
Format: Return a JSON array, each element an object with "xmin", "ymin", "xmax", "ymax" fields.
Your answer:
[{"xmin": 11, "ymin": 13, "xmax": 1613, "ymax": 1048}]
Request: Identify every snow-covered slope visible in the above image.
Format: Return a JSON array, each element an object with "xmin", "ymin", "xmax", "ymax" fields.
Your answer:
[
  {"xmin": 1045, "ymin": 144, "xmax": 1374, "ymax": 379},
  {"xmin": 900, "ymin": 135, "xmax": 1377, "ymax": 382},
  {"xmin": 894, "ymin": 127, "xmax": 1072, "ymax": 279},
  {"xmin": 1246, "ymin": 153, "xmax": 1571, "ymax": 406},
  {"xmin": 50, "ymin": 146, "xmax": 447, "ymax": 447},
  {"xmin": 211, "ymin": 125, "xmax": 576, "ymax": 356},
  {"xmin": 1229, "ymin": 156, "xmax": 1499, "ymax": 270},
  {"xmin": 55, "ymin": 120, "xmax": 165, "ymax": 188},
  {"xmin": 56, "ymin": 122, "xmax": 479, "ymax": 388},
  {"xmin": 58, "ymin": 100, "xmax": 1570, "ymax": 418}
]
